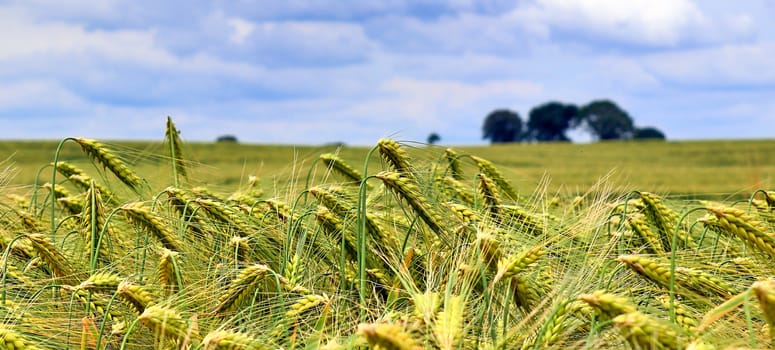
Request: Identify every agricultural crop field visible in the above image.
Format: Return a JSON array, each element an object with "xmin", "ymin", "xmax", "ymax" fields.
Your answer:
[
  {"xmin": 4, "ymin": 137, "xmax": 775, "ymax": 198},
  {"xmin": 0, "ymin": 120, "xmax": 775, "ymax": 349}
]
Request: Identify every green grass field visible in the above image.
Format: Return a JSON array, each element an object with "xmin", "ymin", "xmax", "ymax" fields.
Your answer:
[{"xmin": 3, "ymin": 138, "xmax": 773, "ymax": 199}]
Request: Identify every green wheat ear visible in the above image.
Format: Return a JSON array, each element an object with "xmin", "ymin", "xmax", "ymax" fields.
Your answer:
[
  {"xmin": 320, "ymin": 153, "xmax": 363, "ymax": 185},
  {"xmin": 165, "ymin": 116, "xmax": 188, "ymax": 184},
  {"xmin": 377, "ymin": 138, "xmax": 416, "ymax": 178},
  {"xmin": 72, "ymin": 137, "xmax": 144, "ymax": 191}
]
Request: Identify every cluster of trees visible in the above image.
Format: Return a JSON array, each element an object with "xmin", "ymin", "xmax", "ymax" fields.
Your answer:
[{"xmin": 481, "ymin": 99, "xmax": 665, "ymax": 144}]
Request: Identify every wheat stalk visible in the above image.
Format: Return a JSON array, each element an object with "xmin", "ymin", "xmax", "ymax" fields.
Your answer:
[
  {"xmin": 626, "ymin": 212, "xmax": 666, "ymax": 254},
  {"xmin": 0, "ymin": 325, "xmax": 43, "ymax": 350},
  {"xmin": 76, "ymin": 272, "xmax": 123, "ymax": 297},
  {"xmin": 214, "ymin": 263, "xmax": 270, "ymax": 315},
  {"xmin": 58, "ymin": 196, "xmax": 85, "ymax": 216},
  {"xmin": 117, "ymin": 280, "xmax": 156, "ymax": 314},
  {"xmin": 139, "ymin": 305, "xmax": 199, "ymax": 344},
  {"xmin": 441, "ymin": 176, "xmax": 475, "ymax": 206},
  {"xmin": 494, "ymin": 245, "xmax": 546, "ymax": 283},
  {"xmin": 656, "ymin": 295, "xmax": 697, "ymax": 334},
  {"xmin": 470, "ymin": 155, "xmax": 522, "ymax": 201},
  {"xmin": 69, "ymin": 287, "xmax": 123, "ymax": 321},
  {"xmin": 120, "ymin": 202, "xmax": 181, "ymax": 251},
  {"xmin": 194, "ymin": 197, "xmax": 254, "ymax": 236},
  {"xmin": 578, "ymin": 290, "xmax": 638, "ymax": 320},
  {"xmin": 535, "ymin": 300, "xmax": 590, "ymax": 348},
  {"xmin": 613, "ymin": 311, "xmax": 685, "ymax": 350},
  {"xmin": 445, "ymin": 203, "xmax": 479, "ymax": 226},
  {"xmin": 165, "ymin": 116, "xmax": 188, "ymax": 182},
  {"xmin": 310, "ymin": 186, "xmax": 396, "ymax": 252},
  {"xmin": 158, "ymin": 248, "xmax": 182, "ymax": 295},
  {"xmin": 320, "ymin": 153, "xmax": 363, "ymax": 185},
  {"xmin": 228, "ymin": 175, "xmax": 264, "ymax": 204},
  {"xmin": 53, "ymin": 161, "xmax": 87, "ymax": 179},
  {"xmin": 15, "ymin": 211, "xmax": 44, "ymax": 233},
  {"xmin": 377, "ymin": 138, "xmax": 416, "ymax": 179},
  {"xmin": 477, "ymin": 173, "xmax": 502, "ymax": 220},
  {"xmin": 444, "ymin": 148, "xmax": 465, "ymax": 181},
  {"xmin": 202, "ymin": 329, "xmax": 266, "ymax": 350},
  {"xmin": 358, "ymin": 323, "xmax": 421, "ymax": 350},
  {"xmin": 25, "ymin": 233, "xmax": 78, "ymax": 285},
  {"xmin": 314, "ymin": 206, "xmax": 358, "ymax": 261},
  {"xmin": 475, "ymin": 232, "xmax": 504, "ymax": 272},
  {"xmin": 704, "ymin": 202, "xmax": 775, "ymax": 257},
  {"xmin": 285, "ymin": 293, "xmax": 329, "ymax": 318},
  {"xmin": 376, "ymin": 171, "xmax": 448, "ymax": 242},
  {"xmin": 81, "ymin": 185, "xmax": 115, "ymax": 266},
  {"xmin": 434, "ymin": 295, "xmax": 465, "ymax": 350},
  {"xmin": 640, "ymin": 192, "xmax": 694, "ymax": 249},
  {"xmin": 72, "ymin": 137, "xmax": 143, "ymax": 191},
  {"xmin": 284, "ymin": 253, "xmax": 304, "ymax": 291},
  {"xmin": 753, "ymin": 279, "xmax": 775, "ymax": 342},
  {"xmin": 497, "ymin": 204, "xmax": 546, "ymax": 236}
]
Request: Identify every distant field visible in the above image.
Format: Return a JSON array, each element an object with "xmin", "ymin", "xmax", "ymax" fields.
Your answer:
[{"xmin": 1, "ymin": 138, "xmax": 774, "ymax": 199}]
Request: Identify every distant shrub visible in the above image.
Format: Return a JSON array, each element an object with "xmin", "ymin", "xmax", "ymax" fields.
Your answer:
[
  {"xmin": 216, "ymin": 135, "xmax": 238, "ymax": 143},
  {"xmin": 634, "ymin": 127, "xmax": 666, "ymax": 140}
]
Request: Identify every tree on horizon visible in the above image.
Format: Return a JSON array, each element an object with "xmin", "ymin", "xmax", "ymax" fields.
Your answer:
[
  {"xmin": 482, "ymin": 109, "xmax": 524, "ymax": 143},
  {"xmin": 526, "ymin": 101, "xmax": 579, "ymax": 142},
  {"xmin": 577, "ymin": 100, "xmax": 635, "ymax": 140}
]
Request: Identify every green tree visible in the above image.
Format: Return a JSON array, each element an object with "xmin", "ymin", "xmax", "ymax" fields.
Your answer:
[
  {"xmin": 634, "ymin": 127, "xmax": 666, "ymax": 140},
  {"xmin": 526, "ymin": 102, "xmax": 579, "ymax": 141},
  {"xmin": 482, "ymin": 109, "xmax": 524, "ymax": 143},
  {"xmin": 578, "ymin": 100, "xmax": 634, "ymax": 140},
  {"xmin": 427, "ymin": 132, "xmax": 441, "ymax": 145}
]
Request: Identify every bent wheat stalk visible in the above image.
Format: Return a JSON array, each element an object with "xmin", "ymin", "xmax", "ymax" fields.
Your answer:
[
  {"xmin": 25, "ymin": 233, "xmax": 78, "ymax": 285},
  {"xmin": 320, "ymin": 153, "xmax": 363, "ymax": 185},
  {"xmin": 0, "ymin": 325, "xmax": 43, "ymax": 350},
  {"xmin": 117, "ymin": 280, "xmax": 156, "ymax": 314},
  {"xmin": 578, "ymin": 290, "xmax": 638, "ymax": 320},
  {"xmin": 613, "ymin": 311, "xmax": 685, "ymax": 350},
  {"xmin": 120, "ymin": 203, "xmax": 181, "ymax": 252},
  {"xmin": 470, "ymin": 155, "xmax": 521, "ymax": 201},
  {"xmin": 376, "ymin": 171, "xmax": 448, "ymax": 242},
  {"xmin": 377, "ymin": 138, "xmax": 415, "ymax": 179},
  {"xmin": 214, "ymin": 263, "xmax": 270, "ymax": 315},
  {"xmin": 358, "ymin": 323, "xmax": 421, "ymax": 350},
  {"xmin": 704, "ymin": 202, "xmax": 775, "ymax": 257},
  {"xmin": 202, "ymin": 329, "xmax": 266, "ymax": 350},
  {"xmin": 72, "ymin": 137, "xmax": 143, "ymax": 191},
  {"xmin": 139, "ymin": 305, "xmax": 199, "ymax": 343}
]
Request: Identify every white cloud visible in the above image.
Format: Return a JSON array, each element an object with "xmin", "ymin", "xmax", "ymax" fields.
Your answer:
[
  {"xmin": 3, "ymin": 0, "xmax": 122, "ymax": 21},
  {"xmin": 0, "ymin": 80, "xmax": 85, "ymax": 110},
  {"xmin": 643, "ymin": 43, "xmax": 775, "ymax": 86},
  {"xmin": 382, "ymin": 78, "xmax": 542, "ymax": 108},
  {"xmin": 592, "ymin": 56, "xmax": 661, "ymax": 90},
  {"xmin": 227, "ymin": 18, "xmax": 256, "ymax": 44},
  {"xmin": 510, "ymin": 0, "xmax": 754, "ymax": 48},
  {"xmin": 0, "ymin": 8, "xmax": 175, "ymax": 67},
  {"xmin": 193, "ymin": 12, "xmax": 378, "ymax": 67},
  {"xmin": 248, "ymin": 20, "xmax": 376, "ymax": 65},
  {"xmin": 364, "ymin": 11, "xmax": 539, "ymax": 54}
]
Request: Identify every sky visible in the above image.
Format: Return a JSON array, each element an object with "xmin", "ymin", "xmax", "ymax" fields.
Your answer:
[{"xmin": 0, "ymin": 0, "xmax": 773, "ymax": 145}]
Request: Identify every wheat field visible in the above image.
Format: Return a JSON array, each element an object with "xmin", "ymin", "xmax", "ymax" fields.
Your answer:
[{"xmin": 0, "ymin": 119, "xmax": 774, "ymax": 349}]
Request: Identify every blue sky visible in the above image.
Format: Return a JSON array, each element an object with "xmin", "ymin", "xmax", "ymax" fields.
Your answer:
[{"xmin": 0, "ymin": 0, "xmax": 773, "ymax": 145}]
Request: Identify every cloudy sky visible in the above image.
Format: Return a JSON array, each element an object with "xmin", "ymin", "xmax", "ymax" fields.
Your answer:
[{"xmin": 0, "ymin": 0, "xmax": 773, "ymax": 145}]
